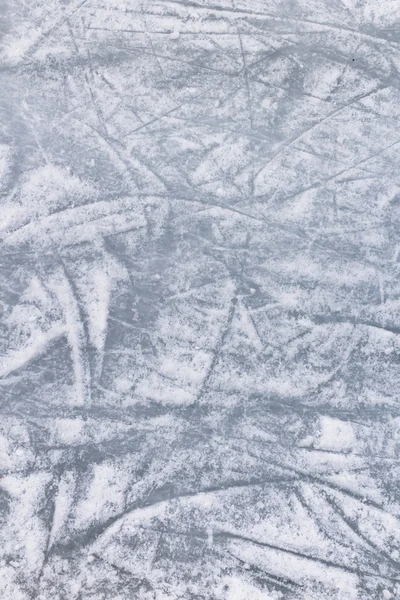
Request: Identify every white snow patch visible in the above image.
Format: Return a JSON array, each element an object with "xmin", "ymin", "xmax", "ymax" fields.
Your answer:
[
  {"xmin": 54, "ymin": 418, "xmax": 85, "ymax": 445},
  {"xmin": 315, "ymin": 417, "xmax": 356, "ymax": 452},
  {"xmin": 220, "ymin": 576, "xmax": 274, "ymax": 600}
]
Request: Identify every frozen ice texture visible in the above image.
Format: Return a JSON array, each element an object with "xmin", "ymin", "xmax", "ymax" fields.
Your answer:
[{"xmin": 1, "ymin": 1, "xmax": 400, "ymax": 598}]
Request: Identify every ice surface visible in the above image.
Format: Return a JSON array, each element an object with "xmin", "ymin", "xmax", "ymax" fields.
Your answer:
[{"xmin": 1, "ymin": 1, "xmax": 400, "ymax": 598}]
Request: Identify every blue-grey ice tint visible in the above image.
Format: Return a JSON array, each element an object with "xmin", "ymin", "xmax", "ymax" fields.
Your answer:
[{"xmin": 1, "ymin": 1, "xmax": 400, "ymax": 599}]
